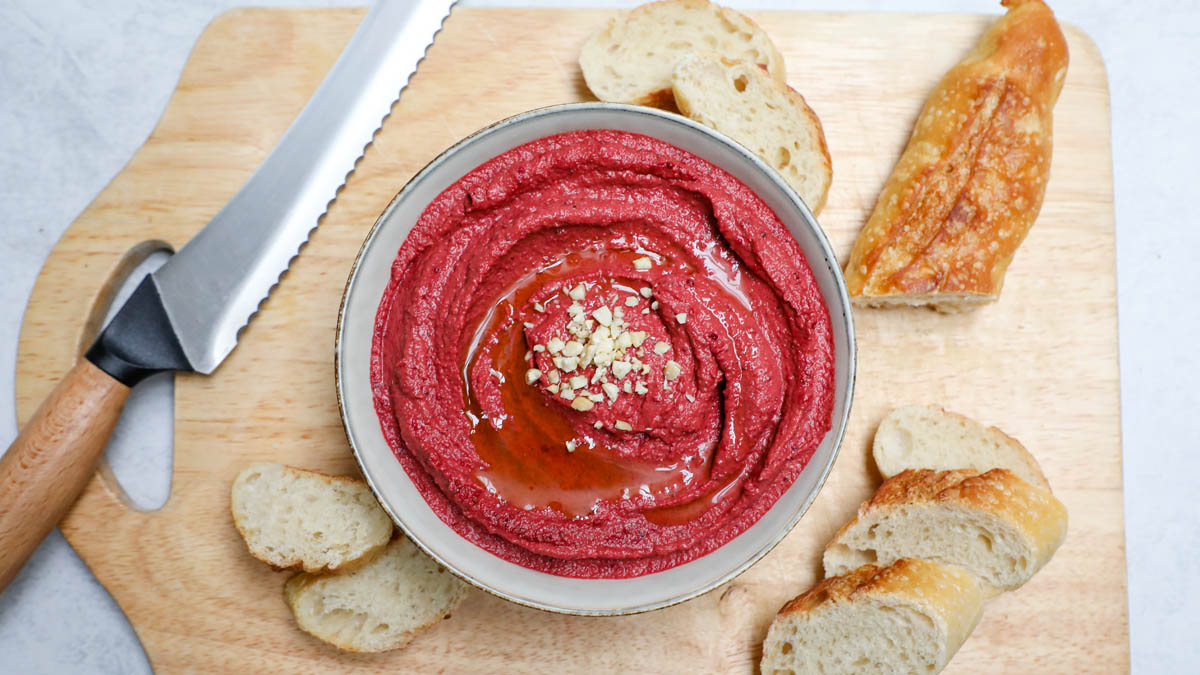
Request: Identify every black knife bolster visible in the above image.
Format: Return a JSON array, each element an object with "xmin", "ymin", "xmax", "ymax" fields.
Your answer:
[{"xmin": 85, "ymin": 276, "xmax": 192, "ymax": 387}]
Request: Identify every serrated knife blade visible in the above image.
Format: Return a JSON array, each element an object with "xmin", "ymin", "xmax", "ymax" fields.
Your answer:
[
  {"xmin": 157, "ymin": 0, "xmax": 456, "ymax": 374},
  {"xmin": 0, "ymin": 0, "xmax": 456, "ymax": 591}
]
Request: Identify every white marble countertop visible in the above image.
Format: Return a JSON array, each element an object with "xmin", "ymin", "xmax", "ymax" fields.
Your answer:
[{"xmin": 1, "ymin": 0, "xmax": 1196, "ymax": 671}]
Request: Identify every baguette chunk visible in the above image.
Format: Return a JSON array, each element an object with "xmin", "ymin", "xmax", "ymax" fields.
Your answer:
[
  {"xmin": 580, "ymin": 0, "xmax": 784, "ymax": 108},
  {"xmin": 231, "ymin": 463, "xmax": 392, "ymax": 573},
  {"xmin": 672, "ymin": 52, "xmax": 832, "ymax": 214},
  {"xmin": 823, "ymin": 468, "xmax": 1068, "ymax": 594},
  {"xmin": 762, "ymin": 559, "xmax": 985, "ymax": 674},
  {"xmin": 844, "ymin": 0, "xmax": 1069, "ymax": 310},
  {"xmin": 286, "ymin": 537, "xmax": 470, "ymax": 653},
  {"xmin": 873, "ymin": 405, "xmax": 1051, "ymax": 491}
]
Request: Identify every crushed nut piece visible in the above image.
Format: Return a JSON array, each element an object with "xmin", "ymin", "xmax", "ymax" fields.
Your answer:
[{"xmin": 664, "ymin": 360, "xmax": 681, "ymax": 381}]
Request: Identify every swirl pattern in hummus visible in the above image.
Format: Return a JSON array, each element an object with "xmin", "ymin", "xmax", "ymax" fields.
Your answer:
[{"xmin": 372, "ymin": 130, "xmax": 834, "ymax": 578}]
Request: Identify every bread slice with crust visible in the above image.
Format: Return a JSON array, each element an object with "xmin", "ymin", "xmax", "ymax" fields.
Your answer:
[
  {"xmin": 231, "ymin": 463, "xmax": 393, "ymax": 573},
  {"xmin": 579, "ymin": 0, "xmax": 784, "ymax": 108},
  {"xmin": 285, "ymin": 537, "xmax": 470, "ymax": 653},
  {"xmin": 873, "ymin": 405, "xmax": 1051, "ymax": 491},
  {"xmin": 761, "ymin": 558, "xmax": 985, "ymax": 675},
  {"xmin": 823, "ymin": 468, "xmax": 1067, "ymax": 594},
  {"xmin": 671, "ymin": 52, "xmax": 832, "ymax": 214}
]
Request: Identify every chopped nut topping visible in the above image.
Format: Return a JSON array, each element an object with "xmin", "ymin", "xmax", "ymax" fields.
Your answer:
[
  {"xmin": 587, "ymin": 392, "xmax": 604, "ymax": 403},
  {"xmin": 592, "ymin": 306, "xmax": 613, "ymax": 327},
  {"xmin": 624, "ymin": 296, "xmax": 639, "ymax": 307},
  {"xmin": 685, "ymin": 394, "xmax": 696, "ymax": 402},
  {"xmin": 547, "ymin": 370, "xmax": 560, "ymax": 384},
  {"xmin": 651, "ymin": 301, "xmax": 660, "ymax": 310},
  {"xmin": 664, "ymin": 360, "xmax": 681, "ymax": 381},
  {"xmin": 570, "ymin": 397, "xmax": 594, "ymax": 411},
  {"xmin": 566, "ymin": 440, "xmax": 577, "ymax": 452},
  {"xmin": 602, "ymin": 382, "xmax": 619, "ymax": 401},
  {"xmin": 675, "ymin": 313, "xmax": 687, "ymax": 324},
  {"xmin": 562, "ymin": 340, "xmax": 583, "ymax": 357},
  {"xmin": 533, "ymin": 302, "xmax": 545, "ymax": 313},
  {"xmin": 569, "ymin": 375, "xmax": 588, "ymax": 390},
  {"xmin": 640, "ymin": 287, "xmax": 653, "ymax": 298},
  {"xmin": 525, "ymin": 368, "xmax": 542, "ymax": 385},
  {"xmin": 633, "ymin": 256, "xmax": 653, "ymax": 271},
  {"xmin": 615, "ymin": 420, "xmax": 633, "ymax": 431},
  {"xmin": 533, "ymin": 344, "xmax": 546, "ymax": 352},
  {"xmin": 547, "ymin": 337, "xmax": 565, "ymax": 354},
  {"xmin": 634, "ymin": 381, "xmax": 649, "ymax": 395},
  {"xmin": 631, "ymin": 331, "xmax": 648, "ymax": 348},
  {"xmin": 653, "ymin": 341, "xmax": 670, "ymax": 355},
  {"xmin": 623, "ymin": 380, "xmax": 633, "ymax": 394},
  {"xmin": 569, "ymin": 283, "xmax": 587, "ymax": 301},
  {"xmin": 594, "ymin": 421, "xmax": 604, "ymax": 429},
  {"xmin": 612, "ymin": 360, "xmax": 632, "ymax": 379}
]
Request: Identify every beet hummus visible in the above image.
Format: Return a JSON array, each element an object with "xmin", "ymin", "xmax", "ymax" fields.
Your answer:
[{"xmin": 371, "ymin": 129, "xmax": 834, "ymax": 578}]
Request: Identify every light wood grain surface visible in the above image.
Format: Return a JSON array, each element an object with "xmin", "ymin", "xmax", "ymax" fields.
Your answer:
[{"xmin": 14, "ymin": 7, "xmax": 1126, "ymax": 673}]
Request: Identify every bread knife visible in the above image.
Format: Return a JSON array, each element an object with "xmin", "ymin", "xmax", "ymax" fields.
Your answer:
[{"xmin": 0, "ymin": 0, "xmax": 456, "ymax": 591}]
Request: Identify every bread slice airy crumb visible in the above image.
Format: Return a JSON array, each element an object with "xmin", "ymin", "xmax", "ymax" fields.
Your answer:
[
  {"xmin": 285, "ymin": 537, "xmax": 470, "ymax": 653},
  {"xmin": 761, "ymin": 558, "xmax": 985, "ymax": 675},
  {"xmin": 873, "ymin": 405, "xmax": 1052, "ymax": 491},
  {"xmin": 580, "ymin": 0, "xmax": 784, "ymax": 108},
  {"xmin": 672, "ymin": 52, "xmax": 832, "ymax": 214},
  {"xmin": 823, "ymin": 469, "xmax": 1068, "ymax": 594},
  {"xmin": 231, "ymin": 463, "xmax": 393, "ymax": 573}
]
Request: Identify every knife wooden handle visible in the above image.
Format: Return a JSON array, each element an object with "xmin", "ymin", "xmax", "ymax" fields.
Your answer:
[{"xmin": 0, "ymin": 359, "xmax": 130, "ymax": 591}]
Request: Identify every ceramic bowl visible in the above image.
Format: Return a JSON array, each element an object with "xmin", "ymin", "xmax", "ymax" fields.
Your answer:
[{"xmin": 336, "ymin": 103, "xmax": 855, "ymax": 615}]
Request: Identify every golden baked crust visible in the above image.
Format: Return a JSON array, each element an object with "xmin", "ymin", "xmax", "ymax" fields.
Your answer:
[
  {"xmin": 844, "ymin": 0, "xmax": 1069, "ymax": 310},
  {"xmin": 778, "ymin": 558, "xmax": 980, "ymax": 617}
]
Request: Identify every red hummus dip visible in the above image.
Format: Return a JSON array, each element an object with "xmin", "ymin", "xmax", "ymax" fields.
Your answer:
[{"xmin": 372, "ymin": 130, "xmax": 834, "ymax": 578}]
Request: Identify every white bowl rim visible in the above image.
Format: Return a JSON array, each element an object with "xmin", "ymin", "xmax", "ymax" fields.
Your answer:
[{"xmin": 335, "ymin": 102, "xmax": 856, "ymax": 616}]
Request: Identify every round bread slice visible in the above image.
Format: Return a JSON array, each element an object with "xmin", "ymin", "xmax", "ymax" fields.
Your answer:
[
  {"xmin": 579, "ymin": 0, "xmax": 784, "ymax": 108},
  {"xmin": 873, "ymin": 405, "xmax": 1052, "ymax": 491},
  {"xmin": 285, "ymin": 537, "xmax": 470, "ymax": 653},
  {"xmin": 671, "ymin": 52, "xmax": 832, "ymax": 214},
  {"xmin": 823, "ymin": 469, "xmax": 1068, "ymax": 594},
  {"xmin": 761, "ymin": 558, "xmax": 985, "ymax": 675},
  {"xmin": 231, "ymin": 463, "xmax": 393, "ymax": 573}
]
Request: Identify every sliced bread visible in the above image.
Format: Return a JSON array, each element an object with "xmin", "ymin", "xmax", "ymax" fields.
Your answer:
[
  {"xmin": 761, "ymin": 558, "xmax": 985, "ymax": 675},
  {"xmin": 285, "ymin": 537, "xmax": 470, "ymax": 653},
  {"xmin": 672, "ymin": 52, "xmax": 832, "ymax": 214},
  {"xmin": 231, "ymin": 463, "xmax": 393, "ymax": 573},
  {"xmin": 873, "ymin": 405, "xmax": 1051, "ymax": 491},
  {"xmin": 579, "ymin": 0, "xmax": 784, "ymax": 108},
  {"xmin": 823, "ymin": 469, "xmax": 1068, "ymax": 594}
]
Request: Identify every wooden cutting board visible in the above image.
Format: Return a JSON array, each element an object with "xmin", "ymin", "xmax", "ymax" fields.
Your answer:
[{"xmin": 15, "ymin": 7, "xmax": 1127, "ymax": 673}]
